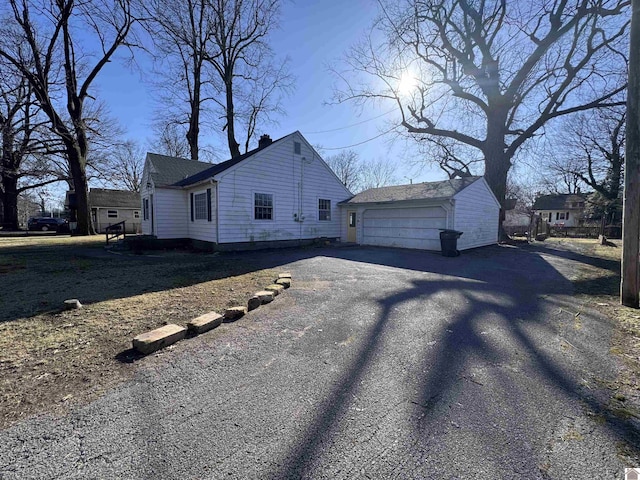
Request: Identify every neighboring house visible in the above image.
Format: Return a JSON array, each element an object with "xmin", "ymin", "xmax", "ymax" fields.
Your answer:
[
  {"xmin": 532, "ymin": 193, "xmax": 586, "ymax": 227},
  {"xmin": 140, "ymin": 131, "xmax": 352, "ymax": 249},
  {"xmin": 88, "ymin": 188, "xmax": 141, "ymax": 234},
  {"xmin": 340, "ymin": 176, "xmax": 500, "ymax": 251}
]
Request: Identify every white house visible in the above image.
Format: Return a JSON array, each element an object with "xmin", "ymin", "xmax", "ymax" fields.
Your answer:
[
  {"xmin": 532, "ymin": 193, "xmax": 586, "ymax": 227},
  {"xmin": 340, "ymin": 177, "xmax": 500, "ymax": 251},
  {"xmin": 140, "ymin": 131, "xmax": 352, "ymax": 249}
]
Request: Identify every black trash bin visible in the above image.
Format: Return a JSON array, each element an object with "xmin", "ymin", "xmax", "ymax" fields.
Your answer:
[{"xmin": 439, "ymin": 229, "xmax": 463, "ymax": 257}]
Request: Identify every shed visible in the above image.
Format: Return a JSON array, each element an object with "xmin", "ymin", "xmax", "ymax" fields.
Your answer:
[{"xmin": 340, "ymin": 176, "xmax": 500, "ymax": 251}]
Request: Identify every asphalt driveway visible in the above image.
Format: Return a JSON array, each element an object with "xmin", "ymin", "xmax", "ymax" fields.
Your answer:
[{"xmin": 1, "ymin": 244, "xmax": 639, "ymax": 479}]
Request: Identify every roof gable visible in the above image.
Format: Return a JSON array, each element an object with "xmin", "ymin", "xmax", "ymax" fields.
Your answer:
[
  {"xmin": 89, "ymin": 188, "xmax": 140, "ymax": 208},
  {"xmin": 343, "ymin": 177, "xmax": 482, "ymax": 204},
  {"xmin": 146, "ymin": 153, "xmax": 213, "ymax": 186}
]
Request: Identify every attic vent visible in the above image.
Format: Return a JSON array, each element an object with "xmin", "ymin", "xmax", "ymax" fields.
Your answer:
[{"xmin": 294, "ymin": 142, "xmax": 301, "ymax": 155}]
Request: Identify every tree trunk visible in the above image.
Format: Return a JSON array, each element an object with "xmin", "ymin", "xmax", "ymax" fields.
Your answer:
[
  {"xmin": 225, "ymin": 79, "xmax": 241, "ymax": 158},
  {"xmin": 186, "ymin": 62, "xmax": 201, "ymax": 161},
  {"xmin": 1, "ymin": 174, "xmax": 19, "ymax": 230},
  {"xmin": 483, "ymin": 110, "xmax": 511, "ymax": 239},
  {"xmin": 67, "ymin": 146, "xmax": 94, "ymax": 235}
]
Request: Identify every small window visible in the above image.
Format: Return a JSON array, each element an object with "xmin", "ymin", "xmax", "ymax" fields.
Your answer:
[
  {"xmin": 319, "ymin": 199, "xmax": 331, "ymax": 221},
  {"xmin": 349, "ymin": 212, "xmax": 356, "ymax": 228},
  {"xmin": 107, "ymin": 210, "xmax": 118, "ymax": 218},
  {"xmin": 294, "ymin": 142, "xmax": 301, "ymax": 155},
  {"xmin": 254, "ymin": 193, "xmax": 273, "ymax": 220},
  {"xmin": 194, "ymin": 192, "xmax": 207, "ymax": 220},
  {"xmin": 143, "ymin": 198, "xmax": 149, "ymax": 220},
  {"xmin": 558, "ymin": 212, "xmax": 565, "ymax": 220},
  {"xmin": 134, "ymin": 211, "xmax": 140, "ymax": 219},
  {"xmin": 566, "ymin": 212, "xmax": 569, "ymax": 220}
]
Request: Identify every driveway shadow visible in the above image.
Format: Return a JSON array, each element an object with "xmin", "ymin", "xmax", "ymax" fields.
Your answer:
[{"xmin": 266, "ymin": 244, "xmax": 639, "ymax": 478}]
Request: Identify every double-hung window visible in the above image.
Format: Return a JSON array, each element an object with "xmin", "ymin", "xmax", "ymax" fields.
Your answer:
[
  {"xmin": 254, "ymin": 193, "xmax": 273, "ymax": 220},
  {"xmin": 318, "ymin": 199, "xmax": 331, "ymax": 221},
  {"xmin": 194, "ymin": 192, "xmax": 208, "ymax": 220}
]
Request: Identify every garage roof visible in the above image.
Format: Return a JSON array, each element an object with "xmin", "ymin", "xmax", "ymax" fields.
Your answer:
[{"xmin": 341, "ymin": 176, "xmax": 482, "ymax": 205}]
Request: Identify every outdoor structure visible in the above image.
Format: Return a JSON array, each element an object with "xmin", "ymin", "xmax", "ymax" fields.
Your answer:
[
  {"xmin": 532, "ymin": 193, "xmax": 586, "ymax": 227},
  {"xmin": 140, "ymin": 131, "xmax": 352, "ymax": 249},
  {"xmin": 88, "ymin": 188, "xmax": 141, "ymax": 234},
  {"xmin": 340, "ymin": 177, "xmax": 500, "ymax": 251}
]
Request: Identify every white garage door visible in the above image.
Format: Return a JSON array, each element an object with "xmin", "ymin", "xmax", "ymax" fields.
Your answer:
[{"xmin": 362, "ymin": 207, "xmax": 447, "ymax": 250}]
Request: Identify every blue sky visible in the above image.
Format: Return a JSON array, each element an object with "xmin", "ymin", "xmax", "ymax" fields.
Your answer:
[{"xmin": 92, "ymin": 0, "xmax": 441, "ymax": 186}]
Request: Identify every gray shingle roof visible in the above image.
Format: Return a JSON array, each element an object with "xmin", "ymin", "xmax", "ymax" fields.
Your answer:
[
  {"xmin": 88, "ymin": 189, "xmax": 140, "ymax": 208},
  {"xmin": 146, "ymin": 153, "xmax": 213, "ymax": 187},
  {"xmin": 532, "ymin": 194, "xmax": 586, "ymax": 210},
  {"xmin": 342, "ymin": 177, "xmax": 482, "ymax": 204},
  {"xmin": 173, "ymin": 134, "xmax": 287, "ymax": 187}
]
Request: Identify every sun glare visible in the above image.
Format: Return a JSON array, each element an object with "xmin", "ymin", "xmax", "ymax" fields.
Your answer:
[{"xmin": 398, "ymin": 71, "xmax": 417, "ymax": 96}]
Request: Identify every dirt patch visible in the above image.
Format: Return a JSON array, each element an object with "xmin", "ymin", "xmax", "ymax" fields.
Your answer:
[
  {"xmin": 544, "ymin": 238, "xmax": 640, "ymax": 424},
  {"xmin": 0, "ymin": 236, "xmax": 282, "ymax": 428}
]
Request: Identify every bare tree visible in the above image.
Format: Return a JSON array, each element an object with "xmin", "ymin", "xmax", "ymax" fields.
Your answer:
[
  {"xmin": 102, "ymin": 140, "xmax": 145, "ymax": 192},
  {"xmin": 0, "ymin": 0, "xmax": 136, "ymax": 234},
  {"xmin": 151, "ymin": 123, "xmax": 191, "ymax": 158},
  {"xmin": 360, "ymin": 157, "xmax": 398, "ymax": 190},
  {"xmin": 0, "ymin": 66, "xmax": 66, "ymax": 229},
  {"xmin": 143, "ymin": 0, "xmax": 218, "ymax": 160},
  {"xmin": 551, "ymin": 106, "xmax": 625, "ymax": 200},
  {"xmin": 325, "ymin": 150, "xmax": 363, "ymax": 192},
  {"xmin": 205, "ymin": 0, "xmax": 292, "ymax": 158},
  {"xmin": 335, "ymin": 0, "xmax": 629, "ymax": 233}
]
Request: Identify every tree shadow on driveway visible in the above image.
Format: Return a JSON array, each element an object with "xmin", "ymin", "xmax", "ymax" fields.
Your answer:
[{"xmin": 268, "ymin": 244, "xmax": 639, "ymax": 478}]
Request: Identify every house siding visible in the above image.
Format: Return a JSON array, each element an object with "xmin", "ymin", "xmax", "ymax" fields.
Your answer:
[
  {"xmin": 535, "ymin": 209, "xmax": 581, "ymax": 227},
  {"xmin": 216, "ymin": 133, "xmax": 351, "ymax": 244},
  {"xmin": 453, "ymin": 178, "xmax": 500, "ymax": 250},
  {"xmin": 154, "ymin": 189, "xmax": 189, "ymax": 239},
  {"xmin": 141, "ymin": 165, "xmax": 152, "ymax": 235},
  {"xmin": 186, "ymin": 184, "xmax": 217, "ymax": 243},
  {"xmin": 93, "ymin": 207, "xmax": 140, "ymax": 234}
]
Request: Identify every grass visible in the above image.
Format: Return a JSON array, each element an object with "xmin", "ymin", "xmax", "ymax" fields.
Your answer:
[
  {"xmin": 0, "ymin": 236, "xmax": 280, "ymax": 428},
  {"xmin": 544, "ymin": 237, "xmax": 640, "ymax": 423}
]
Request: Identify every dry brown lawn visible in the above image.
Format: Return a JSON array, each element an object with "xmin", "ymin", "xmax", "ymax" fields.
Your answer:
[
  {"xmin": 0, "ymin": 236, "xmax": 279, "ymax": 428},
  {"xmin": 545, "ymin": 237, "xmax": 640, "ymax": 420}
]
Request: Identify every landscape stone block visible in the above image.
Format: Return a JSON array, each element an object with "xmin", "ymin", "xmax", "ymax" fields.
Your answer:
[
  {"xmin": 133, "ymin": 324, "xmax": 186, "ymax": 354},
  {"xmin": 247, "ymin": 296, "xmax": 261, "ymax": 311},
  {"xmin": 278, "ymin": 273, "xmax": 292, "ymax": 279},
  {"xmin": 275, "ymin": 278, "xmax": 291, "ymax": 288},
  {"xmin": 64, "ymin": 299, "xmax": 82, "ymax": 310},
  {"xmin": 224, "ymin": 306, "xmax": 248, "ymax": 322},
  {"xmin": 265, "ymin": 284, "xmax": 284, "ymax": 295},
  {"xmin": 255, "ymin": 290, "xmax": 274, "ymax": 303},
  {"xmin": 187, "ymin": 312, "xmax": 223, "ymax": 334}
]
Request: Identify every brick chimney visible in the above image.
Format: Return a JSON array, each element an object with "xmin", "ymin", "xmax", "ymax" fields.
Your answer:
[{"xmin": 258, "ymin": 134, "xmax": 272, "ymax": 149}]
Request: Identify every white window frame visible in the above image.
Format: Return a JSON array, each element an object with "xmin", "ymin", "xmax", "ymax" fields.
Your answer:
[
  {"xmin": 194, "ymin": 191, "xmax": 208, "ymax": 221},
  {"xmin": 318, "ymin": 198, "xmax": 331, "ymax": 221},
  {"xmin": 254, "ymin": 192, "xmax": 274, "ymax": 221},
  {"xmin": 134, "ymin": 211, "xmax": 140, "ymax": 219},
  {"xmin": 107, "ymin": 210, "xmax": 118, "ymax": 219}
]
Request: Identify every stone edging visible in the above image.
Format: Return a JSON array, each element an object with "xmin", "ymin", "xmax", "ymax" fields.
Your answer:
[{"xmin": 130, "ymin": 272, "xmax": 292, "ymax": 355}]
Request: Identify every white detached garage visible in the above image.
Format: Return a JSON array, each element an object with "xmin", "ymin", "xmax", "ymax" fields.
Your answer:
[{"xmin": 340, "ymin": 177, "xmax": 500, "ymax": 251}]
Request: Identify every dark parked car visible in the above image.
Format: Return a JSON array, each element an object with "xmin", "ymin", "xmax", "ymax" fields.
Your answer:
[{"xmin": 27, "ymin": 217, "xmax": 69, "ymax": 232}]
